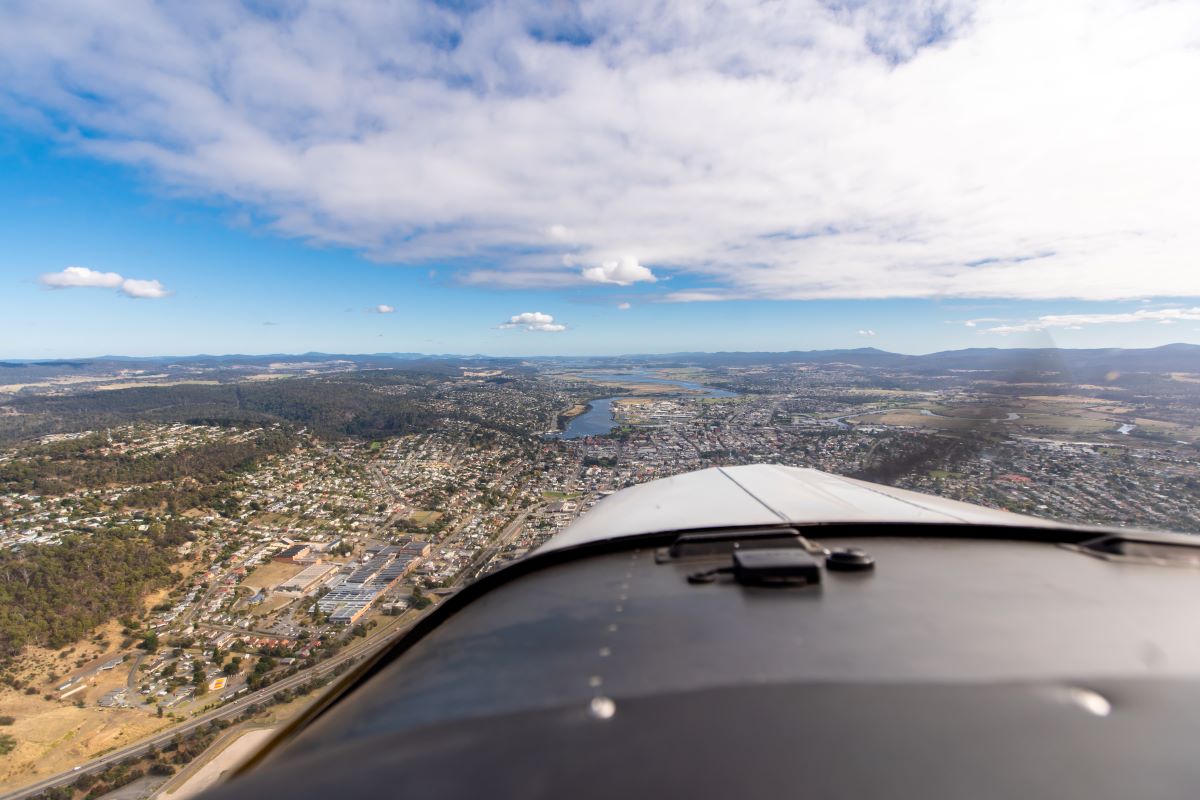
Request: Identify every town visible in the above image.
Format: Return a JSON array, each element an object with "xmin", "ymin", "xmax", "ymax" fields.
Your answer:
[{"xmin": 2, "ymin": 355, "xmax": 1200, "ymax": 797}]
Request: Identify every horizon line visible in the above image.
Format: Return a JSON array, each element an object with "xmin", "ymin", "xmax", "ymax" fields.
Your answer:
[{"xmin": 3, "ymin": 342, "xmax": 1198, "ymax": 363}]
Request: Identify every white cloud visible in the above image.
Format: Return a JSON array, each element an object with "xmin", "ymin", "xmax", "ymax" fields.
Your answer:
[
  {"xmin": 372, "ymin": 304, "xmax": 395, "ymax": 314},
  {"xmin": 39, "ymin": 266, "xmax": 170, "ymax": 298},
  {"xmin": 500, "ymin": 311, "xmax": 567, "ymax": 332},
  {"xmin": 39, "ymin": 266, "xmax": 123, "ymax": 289},
  {"xmin": 617, "ymin": 302, "xmax": 632, "ymax": 310},
  {"xmin": 118, "ymin": 278, "xmax": 170, "ymax": 299},
  {"xmin": 581, "ymin": 257, "xmax": 657, "ymax": 287},
  {"xmin": 857, "ymin": 329, "xmax": 876, "ymax": 337},
  {"xmin": 5, "ymin": 1, "xmax": 1200, "ymax": 300},
  {"xmin": 984, "ymin": 307, "xmax": 1200, "ymax": 334}
]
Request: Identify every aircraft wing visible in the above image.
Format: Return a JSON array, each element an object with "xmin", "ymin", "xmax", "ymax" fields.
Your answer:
[
  {"xmin": 543, "ymin": 463, "xmax": 1060, "ymax": 552},
  {"xmin": 202, "ymin": 465, "xmax": 1200, "ymax": 800}
]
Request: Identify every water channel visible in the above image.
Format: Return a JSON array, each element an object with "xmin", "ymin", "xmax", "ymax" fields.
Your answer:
[{"xmin": 557, "ymin": 372, "xmax": 736, "ymax": 440}]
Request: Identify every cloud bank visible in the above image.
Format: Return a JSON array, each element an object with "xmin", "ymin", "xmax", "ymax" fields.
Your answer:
[
  {"xmin": 984, "ymin": 307, "xmax": 1200, "ymax": 335},
  {"xmin": 4, "ymin": 0, "xmax": 1200, "ymax": 301},
  {"xmin": 500, "ymin": 311, "xmax": 566, "ymax": 332},
  {"xmin": 39, "ymin": 266, "xmax": 170, "ymax": 298}
]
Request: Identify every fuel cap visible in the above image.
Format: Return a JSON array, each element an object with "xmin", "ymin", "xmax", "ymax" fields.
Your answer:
[{"xmin": 826, "ymin": 547, "xmax": 875, "ymax": 572}]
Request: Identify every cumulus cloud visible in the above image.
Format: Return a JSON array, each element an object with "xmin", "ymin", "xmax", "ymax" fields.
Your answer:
[
  {"xmin": 984, "ymin": 307, "xmax": 1200, "ymax": 334},
  {"xmin": 39, "ymin": 266, "xmax": 170, "ymax": 298},
  {"xmin": 5, "ymin": 1, "xmax": 1200, "ymax": 300},
  {"xmin": 371, "ymin": 304, "xmax": 395, "ymax": 314},
  {"xmin": 857, "ymin": 329, "xmax": 876, "ymax": 337},
  {"xmin": 500, "ymin": 311, "xmax": 567, "ymax": 332},
  {"xmin": 617, "ymin": 302, "xmax": 632, "ymax": 310},
  {"xmin": 118, "ymin": 278, "xmax": 170, "ymax": 299},
  {"xmin": 39, "ymin": 266, "xmax": 123, "ymax": 289},
  {"xmin": 581, "ymin": 257, "xmax": 657, "ymax": 287}
]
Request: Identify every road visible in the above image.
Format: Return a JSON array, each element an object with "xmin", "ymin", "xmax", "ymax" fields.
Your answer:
[
  {"xmin": 196, "ymin": 621, "xmax": 297, "ymax": 640},
  {"xmin": 472, "ymin": 509, "xmax": 534, "ymax": 579},
  {"xmin": 0, "ymin": 614, "xmax": 421, "ymax": 800},
  {"xmin": 124, "ymin": 654, "xmax": 146, "ymax": 693}
]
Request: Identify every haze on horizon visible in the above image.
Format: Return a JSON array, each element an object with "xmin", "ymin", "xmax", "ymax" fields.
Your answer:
[{"xmin": 2, "ymin": 0, "xmax": 1199, "ymax": 358}]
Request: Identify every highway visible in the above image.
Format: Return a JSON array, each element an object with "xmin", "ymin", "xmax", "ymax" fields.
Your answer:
[{"xmin": 0, "ymin": 615, "xmax": 420, "ymax": 800}]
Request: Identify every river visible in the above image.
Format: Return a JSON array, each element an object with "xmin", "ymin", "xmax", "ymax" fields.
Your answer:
[
  {"xmin": 557, "ymin": 372, "xmax": 736, "ymax": 439},
  {"xmin": 559, "ymin": 398, "xmax": 621, "ymax": 440}
]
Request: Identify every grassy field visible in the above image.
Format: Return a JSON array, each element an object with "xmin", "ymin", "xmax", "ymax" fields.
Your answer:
[
  {"xmin": 924, "ymin": 405, "xmax": 1014, "ymax": 419},
  {"xmin": 578, "ymin": 380, "xmax": 700, "ymax": 396},
  {"xmin": 927, "ymin": 469, "xmax": 964, "ymax": 479},
  {"xmin": 866, "ymin": 392, "xmax": 1200, "ymax": 444},
  {"xmin": 1015, "ymin": 414, "xmax": 1116, "ymax": 433},
  {"xmin": 872, "ymin": 411, "xmax": 984, "ymax": 430},
  {"xmin": 249, "ymin": 595, "xmax": 293, "ymax": 617},
  {"xmin": 409, "ymin": 510, "xmax": 443, "ymax": 526},
  {"xmin": 0, "ymin": 683, "xmax": 168, "ymax": 791},
  {"xmin": 241, "ymin": 562, "xmax": 305, "ymax": 592},
  {"xmin": 249, "ymin": 512, "xmax": 294, "ymax": 526}
]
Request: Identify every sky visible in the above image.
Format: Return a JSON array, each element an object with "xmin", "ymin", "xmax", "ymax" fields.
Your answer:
[{"xmin": 2, "ymin": 0, "xmax": 1200, "ymax": 358}]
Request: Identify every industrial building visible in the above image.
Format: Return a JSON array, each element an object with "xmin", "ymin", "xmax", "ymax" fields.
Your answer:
[
  {"xmin": 315, "ymin": 540, "xmax": 426, "ymax": 624},
  {"xmin": 278, "ymin": 562, "xmax": 338, "ymax": 593},
  {"xmin": 399, "ymin": 541, "xmax": 432, "ymax": 558},
  {"xmin": 274, "ymin": 544, "xmax": 312, "ymax": 563},
  {"xmin": 317, "ymin": 586, "xmax": 382, "ymax": 624}
]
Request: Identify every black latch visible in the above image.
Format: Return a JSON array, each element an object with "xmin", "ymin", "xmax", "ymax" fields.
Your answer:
[
  {"xmin": 657, "ymin": 528, "xmax": 803, "ymax": 563},
  {"xmin": 732, "ymin": 549, "xmax": 821, "ymax": 587}
]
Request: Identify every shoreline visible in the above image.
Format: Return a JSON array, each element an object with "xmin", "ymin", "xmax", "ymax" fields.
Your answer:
[{"xmin": 557, "ymin": 402, "xmax": 593, "ymax": 431}]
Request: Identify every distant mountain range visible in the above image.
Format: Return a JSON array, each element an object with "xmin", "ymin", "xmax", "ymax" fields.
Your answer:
[
  {"xmin": 615, "ymin": 343, "xmax": 1200, "ymax": 374},
  {"xmin": 2, "ymin": 343, "xmax": 1198, "ymax": 384}
]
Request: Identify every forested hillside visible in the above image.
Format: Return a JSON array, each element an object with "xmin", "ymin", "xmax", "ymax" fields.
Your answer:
[
  {"xmin": 0, "ymin": 428, "xmax": 296, "ymax": 497},
  {"xmin": 0, "ymin": 372, "xmax": 442, "ymax": 444},
  {"xmin": 0, "ymin": 528, "xmax": 184, "ymax": 660}
]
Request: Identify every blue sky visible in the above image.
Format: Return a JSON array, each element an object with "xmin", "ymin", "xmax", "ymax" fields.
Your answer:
[{"xmin": 2, "ymin": 0, "xmax": 1199, "ymax": 359}]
